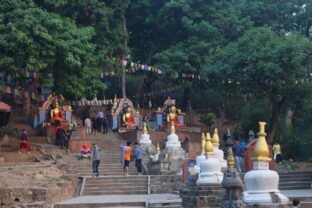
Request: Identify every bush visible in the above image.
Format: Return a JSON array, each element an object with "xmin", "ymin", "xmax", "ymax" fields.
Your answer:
[{"xmin": 200, "ymin": 112, "xmax": 217, "ymax": 127}]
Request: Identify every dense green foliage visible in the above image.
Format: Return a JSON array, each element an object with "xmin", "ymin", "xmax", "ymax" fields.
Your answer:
[{"xmin": 1, "ymin": 0, "xmax": 312, "ymax": 142}]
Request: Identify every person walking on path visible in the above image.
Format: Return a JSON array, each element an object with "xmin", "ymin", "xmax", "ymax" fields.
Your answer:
[
  {"xmin": 120, "ymin": 141, "xmax": 132, "ymax": 176},
  {"xmin": 85, "ymin": 117, "xmax": 92, "ymax": 135},
  {"xmin": 91, "ymin": 143, "xmax": 101, "ymax": 177},
  {"xmin": 91, "ymin": 117, "xmax": 97, "ymax": 135},
  {"xmin": 273, "ymin": 141, "xmax": 282, "ymax": 164},
  {"xmin": 232, "ymin": 139, "xmax": 244, "ymax": 173},
  {"xmin": 19, "ymin": 129, "xmax": 30, "ymax": 153},
  {"xmin": 133, "ymin": 142, "xmax": 143, "ymax": 175},
  {"xmin": 55, "ymin": 125, "xmax": 66, "ymax": 148},
  {"xmin": 102, "ymin": 117, "xmax": 108, "ymax": 134}
]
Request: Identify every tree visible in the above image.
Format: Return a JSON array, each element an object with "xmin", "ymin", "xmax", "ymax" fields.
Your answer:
[
  {"xmin": 209, "ymin": 27, "xmax": 312, "ymax": 142},
  {"xmin": 0, "ymin": 0, "xmax": 107, "ymax": 99}
]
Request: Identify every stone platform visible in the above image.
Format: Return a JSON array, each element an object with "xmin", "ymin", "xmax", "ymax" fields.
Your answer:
[{"xmin": 54, "ymin": 194, "xmax": 182, "ymax": 208}]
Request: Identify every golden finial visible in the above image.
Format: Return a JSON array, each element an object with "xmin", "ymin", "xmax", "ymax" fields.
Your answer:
[
  {"xmin": 157, "ymin": 143, "xmax": 160, "ymax": 153},
  {"xmin": 204, "ymin": 132, "xmax": 214, "ymax": 155},
  {"xmin": 227, "ymin": 148, "xmax": 235, "ymax": 169},
  {"xmin": 212, "ymin": 128, "xmax": 220, "ymax": 146},
  {"xmin": 201, "ymin": 133, "xmax": 206, "ymax": 154},
  {"xmin": 170, "ymin": 121, "xmax": 176, "ymax": 134},
  {"xmin": 252, "ymin": 122, "xmax": 271, "ymax": 162},
  {"xmin": 143, "ymin": 123, "xmax": 148, "ymax": 134}
]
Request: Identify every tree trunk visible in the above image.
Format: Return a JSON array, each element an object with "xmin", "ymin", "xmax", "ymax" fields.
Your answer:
[
  {"xmin": 121, "ymin": 13, "xmax": 128, "ymax": 98},
  {"xmin": 267, "ymin": 97, "xmax": 284, "ymax": 143}
]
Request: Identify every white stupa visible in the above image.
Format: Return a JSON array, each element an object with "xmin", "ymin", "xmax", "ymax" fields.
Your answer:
[
  {"xmin": 140, "ymin": 123, "xmax": 152, "ymax": 144},
  {"xmin": 243, "ymin": 122, "xmax": 289, "ymax": 205},
  {"xmin": 194, "ymin": 133, "xmax": 206, "ymax": 173},
  {"xmin": 165, "ymin": 122, "xmax": 181, "ymax": 149},
  {"xmin": 196, "ymin": 132, "xmax": 223, "ymax": 185},
  {"xmin": 212, "ymin": 128, "xmax": 227, "ymax": 169}
]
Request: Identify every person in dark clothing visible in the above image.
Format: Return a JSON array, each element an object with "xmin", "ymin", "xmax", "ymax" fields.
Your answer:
[
  {"xmin": 96, "ymin": 117, "xmax": 102, "ymax": 132},
  {"xmin": 56, "ymin": 126, "xmax": 66, "ymax": 148},
  {"xmin": 133, "ymin": 142, "xmax": 143, "ymax": 175},
  {"xmin": 102, "ymin": 117, "xmax": 108, "ymax": 133},
  {"xmin": 91, "ymin": 117, "xmax": 97, "ymax": 135},
  {"xmin": 232, "ymin": 139, "xmax": 244, "ymax": 173},
  {"xmin": 65, "ymin": 126, "xmax": 73, "ymax": 151}
]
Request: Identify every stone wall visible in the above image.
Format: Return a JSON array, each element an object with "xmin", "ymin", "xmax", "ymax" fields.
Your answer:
[{"xmin": 0, "ymin": 165, "xmax": 78, "ymax": 207}]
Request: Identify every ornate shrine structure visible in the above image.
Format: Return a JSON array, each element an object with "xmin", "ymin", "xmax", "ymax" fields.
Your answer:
[
  {"xmin": 37, "ymin": 93, "xmax": 72, "ymax": 127},
  {"xmin": 155, "ymin": 97, "xmax": 186, "ymax": 129},
  {"xmin": 111, "ymin": 97, "xmax": 142, "ymax": 131}
]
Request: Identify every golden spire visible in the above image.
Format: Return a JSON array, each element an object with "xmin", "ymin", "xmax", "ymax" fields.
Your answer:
[
  {"xmin": 212, "ymin": 128, "xmax": 220, "ymax": 146},
  {"xmin": 252, "ymin": 122, "xmax": 271, "ymax": 162},
  {"xmin": 204, "ymin": 132, "xmax": 214, "ymax": 155},
  {"xmin": 170, "ymin": 121, "xmax": 176, "ymax": 134},
  {"xmin": 156, "ymin": 143, "xmax": 160, "ymax": 153},
  {"xmin": 201, "ymin": 133, "xmax": 206, "ymax": 154},
  {"xmin": 143, "ymin": 123, "xmax": 148, "ymax": 134},
  {"xmin": 227, "ymin": 148, "xmax": 235, "ymax": 169}
]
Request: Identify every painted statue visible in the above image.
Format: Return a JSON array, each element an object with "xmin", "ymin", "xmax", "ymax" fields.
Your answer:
[{"xmin": 123, "ymin": 107, "xmax": 136, "ymax": 127}]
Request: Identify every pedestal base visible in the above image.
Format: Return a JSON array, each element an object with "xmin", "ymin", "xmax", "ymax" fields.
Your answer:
[
  {"xmin": 244, "ymin": 191, "xmax": 289, "ymax": 206},
  {"xmin": 197, "ymin": 172, "xmax": 223, "ymax": 185},
  {"xmin": 180, "ymin": 177, "xmax": 225, "ymax": 208}
]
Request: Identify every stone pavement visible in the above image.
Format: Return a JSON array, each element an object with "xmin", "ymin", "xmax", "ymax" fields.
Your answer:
[
  {"xmin": 281, "ymin": 189, "xmax": 312, "ymax": 208},
  {"xmin": 54, "ymin": 193, "xmax": 182, "ymax": 208}
]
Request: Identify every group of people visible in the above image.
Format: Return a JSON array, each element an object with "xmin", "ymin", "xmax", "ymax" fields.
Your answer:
[
  {"xmin": 78, "ymin": 141, "xmax": 143, "ymax": 177},
  {"xmin": 84, "ymin": 111, "xmax": 109, "ymax": 135},
  {"xmin": 120, "ymin": 142, "xmax": 143, "ymax": 176},
  {"xmin": 231, "ymin": 129, "xmax": 283, "ymax": 173},
  {"xmin": 54, "ymin": 124, "xmax": 72, "ymax": 150}
]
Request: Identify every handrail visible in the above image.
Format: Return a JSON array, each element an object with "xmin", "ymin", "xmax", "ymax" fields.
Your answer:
[{"xmin": 79, "ymin": 176, "xmax": 86, "ymax": 196}]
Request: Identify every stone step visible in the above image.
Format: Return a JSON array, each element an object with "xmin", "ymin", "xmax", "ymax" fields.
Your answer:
[
  {"xmin": 82, "ymin": 190, "xmax": 148, "ymax": 195},
  {"xmin": 54, "ymin": 194, "xmax": 182, "ymax": 208}
]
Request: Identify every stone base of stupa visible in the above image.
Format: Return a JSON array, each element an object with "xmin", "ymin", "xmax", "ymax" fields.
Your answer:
[
  {"xmin": 196, "ymin": 172, "xmax": 223, "ymax": 185},
  {"xmin": 244, "ymin": 192, "xmax": 289, "ymax": 207},
  {"xmin": 159, "ymin": 147, "xmax": 186, "ymax": 175},
  {"xmin": 180, "ymin": 176, "xmax": 225, "ymax": 208}
]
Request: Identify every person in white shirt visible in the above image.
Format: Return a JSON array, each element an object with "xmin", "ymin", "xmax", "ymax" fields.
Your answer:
[{"xmin": 85, "ymin": 117, "xmax": 92, "ymax": 135}]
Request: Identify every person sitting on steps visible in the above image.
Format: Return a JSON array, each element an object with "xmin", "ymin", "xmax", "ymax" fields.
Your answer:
[{"xmin": 79, "ymin": 144, "xmax": 91, "ymax": 160}]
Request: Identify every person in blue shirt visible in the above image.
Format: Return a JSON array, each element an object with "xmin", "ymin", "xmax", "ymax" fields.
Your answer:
[
  {"xmin": 133, "ymin": 142, "xmax": 143, "ymax": 175},
  {"xmin": 232, "ymin": 139, "xmax": 244, "ymax": 173}
]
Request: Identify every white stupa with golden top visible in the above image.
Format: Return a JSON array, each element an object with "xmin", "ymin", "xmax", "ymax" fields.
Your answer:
[
  {"xmin": 212, "ymin": 128, "xmax": 227, "ymax": 169},
  {"xmin": 140, "ymin": 123, "xmax": 152, "ymax": 144},
  {"xmin": 194, "ymin": 133, "xmax": 207, "ymax": 173},
  {"xmin": 165, "ymin": 122, "xmax": 181, "ymax": 149},
  {"xmin": 243, "ymin": 122, "xmax": 289, "ymax": 205},
  {"xmin": 196, "ymin": 132, "xmax": 223, "ymax": 185}
]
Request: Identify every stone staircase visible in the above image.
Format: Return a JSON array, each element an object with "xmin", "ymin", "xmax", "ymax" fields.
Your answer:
[
  {"xmin": 55, "ymin": 132, "xmax": 183, "ymax": 207},
  {"xmin": 62, "ymin": 133, "xmax": 137, "ymax": 176},
  {"xmin": 279, "ymin": 171, "xmax": 312, "ymax": 190}
]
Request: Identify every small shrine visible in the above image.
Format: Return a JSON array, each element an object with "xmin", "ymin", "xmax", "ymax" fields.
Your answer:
[
  {"xmin": 243, "ymin": 122, "xmax": 289, "ymax": 206},
  {"xmin": 155, "ymin": 97, "xmax": 186, "ymax": 129},
  {"xmin": 37, "ymin": 93, "xmax": 72, "ymax": 127},
  {"xmin": 212, "ymin": 128, "xmax": 227, "ymax": 169},
  {"xmin": 111, "ymin": 96, "xmax": 142, "ymax": 131},
  {"xmin": 221, "ymin": 148, "xmax": 246, "ymax": 208},
  {"xmin": 196, "ymin": 132, "xmax": 223, "ymax": 185},
  {"xmin": 159, "ymin": 123, "xmax": 186, "ymax": 175}
]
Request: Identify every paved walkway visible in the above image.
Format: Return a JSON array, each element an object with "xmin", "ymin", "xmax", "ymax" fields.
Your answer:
[
  {"xmin": 281, "ymin": 189, "xmax": 312, "ymax": 198},
  {"xmin": 55, "ymin": 194, "xmax": 181, "ymax": 205}
]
